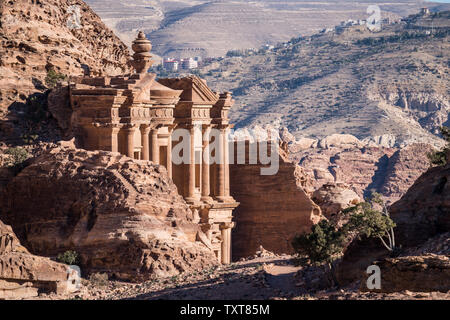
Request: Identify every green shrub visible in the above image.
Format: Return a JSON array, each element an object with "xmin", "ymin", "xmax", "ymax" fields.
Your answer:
[
  {"xmin": 292, "ymin": 193, "xmax": 396, "ymax": 284},
  {"xmin": 428, "ymin": 126, "xmax": 450, "ymax": 167},
  {"xmin": 343, "ymin": 193, "xmax": 397, "ymax": 252},
  {"xmin": 4, "ymin": 147, "xmax": 29, "ymax": 168},
  {"xmin": 45, "ymin": 69, "xmax": 67, "ymax": 88},
  {"xmin": 57, "ymin": 250, "xmax": 80, "ymax": 265},
  {"xmin": 292, "ymin": 220, "xmax": 345, "ymax": 266}
]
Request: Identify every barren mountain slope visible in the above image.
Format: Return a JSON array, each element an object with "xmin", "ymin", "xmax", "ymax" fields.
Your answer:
[
  {"xmin": 199, "ymin": 11, "xmax": 450, "ymax": 146},
  {"xmin": 85, "ymin": 0, "xmax": 449, "ymax": 57}
]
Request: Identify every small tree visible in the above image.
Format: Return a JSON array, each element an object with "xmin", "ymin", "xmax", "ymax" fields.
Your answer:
[
  {"xmin": 292, "ymin": 220, "xmax": 346, "ymax": 266},
  {"xmin": 292, "ymin": 193, "xmax": 397, "ymax": 285},
  {"xmin": 343, "ymin": 193, "xmax": 396, "ymax": 252},
  {"xmin": 428, "ymin": 126, "xmax": 450, "ymax": 167},
  {"xmin": 292, "ymin": 220, "xmax": 346, "ymax": 285}
]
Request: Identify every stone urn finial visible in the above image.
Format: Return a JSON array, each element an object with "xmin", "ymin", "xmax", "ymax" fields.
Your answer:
[{"xmin": 131, "ymin": 31, "xmax": 153, "ymax": 74}]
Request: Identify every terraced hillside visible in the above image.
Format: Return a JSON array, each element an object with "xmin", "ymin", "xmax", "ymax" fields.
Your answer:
[
  {"xmin": 85, "ymin": 0, "xmax": 449, "ymax": 57},
  {"xmin": 197, "ymin": 10, "xmax": 450, "ymax": 147}
]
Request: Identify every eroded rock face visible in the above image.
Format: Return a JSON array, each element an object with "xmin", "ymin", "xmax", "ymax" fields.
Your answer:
[
  {"xmin": 292, "ymin": 143, "xmax": 432, "ymax": 204},
  {"xmin": 0, "ymin": 0, "xmax": 131, "ymax": 110},
  {"xmin": 312, "ymin": 183, "xmax": 361, "ymax": 220},
  {"xmin": 362, "ymin": 254, "xmax": 450, "ymax": 293},
  {"xmin": 337, "ymin": 161, "xmax": 450, "ymax": 287},
  {"xmin": 230, "ymin": 150, "xmax": 323, "ymax": 259},
  {"xmin": 0, "ymin": 145, "xmax": 217, "ymax": 281},
  {"xmin": 390, "ymin": 162, "xmax": 450, "ymax": 247},
  {"xmin": 0, "ymin": 220, "xmax": 75, "ymax": 299}
]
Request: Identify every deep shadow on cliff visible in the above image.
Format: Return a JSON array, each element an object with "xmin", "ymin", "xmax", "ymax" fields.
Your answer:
[{"xmin": 336, "ymin": 154, "xmax": 450, "ymax": 289}]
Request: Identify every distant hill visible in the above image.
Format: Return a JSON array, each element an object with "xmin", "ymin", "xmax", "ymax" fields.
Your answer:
[
  {"xmin": 85, "ymin": 0, "xmax": 450, "ymax": 58},
  {"xmin": 196, "ymin": 10, "xmax": 449, "ymax": 147}
]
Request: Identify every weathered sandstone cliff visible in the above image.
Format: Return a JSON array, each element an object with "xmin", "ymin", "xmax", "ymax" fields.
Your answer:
[
  {"xmin": 390, "ymin": 161, "xmax": 450, "ymax": 247},
  {"xmin": 337, "ymin": 159, "xmax": 450, "ymax": 287},
  {"xmin": 0, "ymin": 219, "xmax": 76, "ymax": 299},
  {"xmin": 230, "ymin": 149, "xmax": 322, "ymax": 259},
  {"xmin": 0, "ymin": 144, "xmax": 217, "ymax": 281},
  {"xmin": 290, "ymin": 137, "xmax": 433, "ymax": 204},
  {"xmin": 0, "ymin": 0, "xmax": 131, "ymax": 111}
]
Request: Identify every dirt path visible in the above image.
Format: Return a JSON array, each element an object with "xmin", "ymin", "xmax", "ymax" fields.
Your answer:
[
  {"xmin": 264, "ymin": 263, "xmax": 301, "ymax": 295},
  {"xmin": 34, "ymin": 255, "xmax": 450, "ymax": 300}
]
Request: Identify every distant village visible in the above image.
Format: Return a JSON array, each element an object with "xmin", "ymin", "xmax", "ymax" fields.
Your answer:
[
  {"xmin": 159, "ymin": 7, "xmax": 435, "ymax": 73},
  {"xmin": 159, "ymin": 44, "xmax": 276, "ymax": 73},
  {"xmin": 162, "ymin": 56, "xmax": 203, "ymax": 72}
]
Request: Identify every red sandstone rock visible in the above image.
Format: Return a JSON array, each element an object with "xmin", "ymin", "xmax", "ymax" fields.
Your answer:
[
  {"xmin": 361, "ymin": 254, "xmax": 450, "ymax": 293},
  {"xmin": 0, "ymin": 0, "xmax": 131, "ymax": 110},
  {"xmin": 390, "ymin": 161, "xmax": 450, "ymax": 247},
  {"xmin": 0, "ymin": 145, "xmax": 217, "ymax": 281},
  {"xmin": 292, "ymin": 143, "xmax": 432, "ymax": 204},
  {"xmin": 379, "ymin": 143, "xmax": 434, "ymax": 203},
  {"xmin": 230, "ymin": 150, "xmax": 323, "ymax": 259},
  {"xmin": 0, "ymin": 220, "xmax": 75, "ymax": 299}
]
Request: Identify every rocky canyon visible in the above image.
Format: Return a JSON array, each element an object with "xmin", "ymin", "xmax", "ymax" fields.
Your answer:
[{"xmin": 0, "ymin": 0, "xmax": 448, "ymax": 302}]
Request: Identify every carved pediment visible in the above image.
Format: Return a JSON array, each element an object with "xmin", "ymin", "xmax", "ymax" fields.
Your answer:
[{"xmin": 158, "ymin": 76, "xmax": 219, "ymax": 105}]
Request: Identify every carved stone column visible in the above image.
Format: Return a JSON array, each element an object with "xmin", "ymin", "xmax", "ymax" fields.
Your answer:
[
  {"xmin": 186, "ymin": 125, "xmax": 196, "ymax": 203},
  {"xmin": 151, "ymin": 128, "xmax": 159, "ymax": 164},
  {"xmin": 224, "ymin": 126, "xmax": 231, "ymax": 197},
  {"xmin": 140, "ymin": 124, "xmax": 151, "ymax": 161},
  {"xmin": 111, "ymin": 126, "xmax": 120, "ymax": 153},
  {"xmin": 216, "ymin": 126, "xmax": 226, "ymax": 202},
  {"xmin": 125, "ymin": 125, "xmax": 137, "ymax": 158},
  {"xmin": 201, "ymin": 125, "xmax": 213, "ymax": 203},
  {"xmin": 167, "ymin": 127, "xmax": 174, "ymax": 179},
  {"xmin": 220, "ymin": 222, "xmax": 234, "ymax": 264}
]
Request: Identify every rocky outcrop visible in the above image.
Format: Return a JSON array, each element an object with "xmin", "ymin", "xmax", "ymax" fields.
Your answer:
[
  {"xmin": 337, "ymin": 161, "xmax": 450, "ymax": 287},
  {"xmin": 318, "ymin": 134, "xmax": 364, "ymax": 149},
  {"xmin": 0, "ymin": 144, "xmax": 217, "ymax": 281},
  {"xmin": 292, "ymin": 141, "xmax": 432, "ymax": 204},
  {"xmin": 0, "ymin": 220, "xmax": 76, "ymax": 299},
  {"xmin": 374, "ymin": 87, "xmax": 450, "ymax": 136},
  {"xmin": 230, "ymin": 148, "xmax": 322, "ymax": 259},
  {"xmin": 389, "ymin": 162, "xmax": 450, "ymax": 247},
  {"xmin": 294, "ymin": 145, "xmax": 396, "ymax": 198},
  {"xmin": 312, "ymin": 183, "xmax": 361, "ymax": 221},
  {"xmin": 379, "ymin": 143, "xmax": 434, "ymax": 204},
  {"xmin": 0, "ymin": 0, "xmax": 131, "ymax": 110},
  {"xmin": 361, "ymin": 254, "xmax": 450, "ymax": 293}
]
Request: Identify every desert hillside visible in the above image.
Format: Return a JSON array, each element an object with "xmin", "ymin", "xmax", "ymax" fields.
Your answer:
[
  {"xmin": 85, "ymin": 0, "xmax": 450, "ymax": 57},
  {"xmin": 196, "ymin": 10, "xmax": 449, "ymax": 147}
]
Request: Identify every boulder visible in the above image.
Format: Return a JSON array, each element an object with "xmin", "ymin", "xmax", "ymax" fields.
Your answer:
[
  {"xmin": 318, "ymin": 134, "xmax": 363, "ymax": 149},
  {"xmin": 0, "ymin": 145, "xmax": 217, "ymax": 281},
  {"xmin": 312, "ymin": 183, "xmax": 361, "ymax": 220},
  {"xmin": 0, "ymin": 220, "xmax": 76, "ymax": 299},
  {"xmin": 361, "ymin": 254, "xmax": 450, "ymax": 293}
]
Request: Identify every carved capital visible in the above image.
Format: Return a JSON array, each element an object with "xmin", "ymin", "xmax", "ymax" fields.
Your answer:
[{"xmin": 219, "ymin": 222, "xmax": 235, "ymax": 230}]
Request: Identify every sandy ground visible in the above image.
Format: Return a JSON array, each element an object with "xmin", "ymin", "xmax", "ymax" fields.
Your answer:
[{"xmin": 34, "ymin": 255, "xmax": 450, "ymax": 301}]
